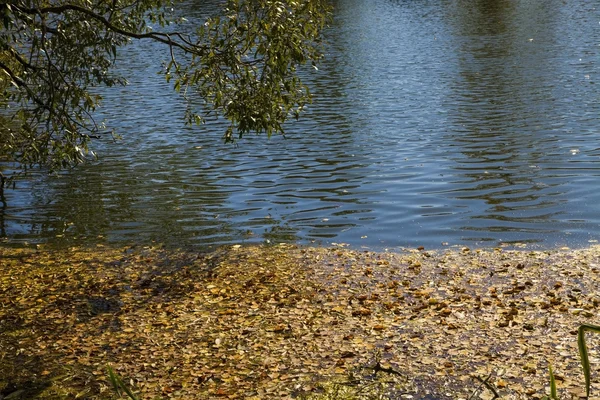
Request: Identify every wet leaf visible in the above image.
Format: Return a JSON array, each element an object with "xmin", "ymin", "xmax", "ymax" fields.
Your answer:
[{"xmin": 3, "ymin": 244, "xmax": 600, "ymax": 398}]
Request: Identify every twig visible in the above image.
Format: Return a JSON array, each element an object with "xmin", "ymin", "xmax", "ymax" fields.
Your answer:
[{"xmin": 470, "ymin": 373, "xmax": 500, "ymax": 400}]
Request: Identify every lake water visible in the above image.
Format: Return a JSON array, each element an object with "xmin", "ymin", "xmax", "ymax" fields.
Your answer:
[{"xmin": 2, "ymin": 0, "xmax": 600, "ymax": 251}]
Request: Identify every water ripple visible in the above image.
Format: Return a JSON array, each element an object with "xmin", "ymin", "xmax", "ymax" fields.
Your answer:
[{"xmin": 2, "ymin": 0, "xmax": 600, "ymax": 249}]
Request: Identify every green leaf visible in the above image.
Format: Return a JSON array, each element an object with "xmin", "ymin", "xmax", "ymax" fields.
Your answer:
[{"xmin": 0, "ymin": 0, "xmax": 331, "ymax": 174}]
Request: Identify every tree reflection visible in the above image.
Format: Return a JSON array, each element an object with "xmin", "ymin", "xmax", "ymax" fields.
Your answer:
[{"xmin": 442, "ymin": 0, "xmax": 570, "ymax": 242}]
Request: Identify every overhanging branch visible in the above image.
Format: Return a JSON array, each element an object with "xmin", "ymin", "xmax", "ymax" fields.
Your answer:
[{"xmin": 11, "ymin": 2, "xmax": 205, "ymax": 55}]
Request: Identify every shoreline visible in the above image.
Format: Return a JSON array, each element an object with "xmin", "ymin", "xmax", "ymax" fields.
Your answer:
[{"xmin": 2, "ymin": 243, "xmax": 600, "ymax": 399}]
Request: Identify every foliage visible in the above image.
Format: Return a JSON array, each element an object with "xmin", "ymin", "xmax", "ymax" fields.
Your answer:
[
  {"xmin": 107, "ymin": 361, "xmax": 404, "ymax": 400},
  {"xmin": 102, "ymin": 338, "xmax": 600, "ymax": 400},
  {"xmin": 0, "ymin": 0, "xmax": 330, "ymax": 175},
  {"xmin": 5, "ymin": 245, "xmax": 600, "ymax": 398}
]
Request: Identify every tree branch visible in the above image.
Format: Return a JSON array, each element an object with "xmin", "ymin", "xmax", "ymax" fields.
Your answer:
[
  {"xmin": 0, "ymin": 60, "xmax": 48, "ymax": 110},
  {"xmin": 11, "ymin": 2, "xmax": 204, "ymax": 55}
]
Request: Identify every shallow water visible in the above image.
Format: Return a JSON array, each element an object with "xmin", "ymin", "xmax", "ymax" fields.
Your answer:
[{"xmin": 2, "ymin": 0, "xmax": 600, "ymax": 250}]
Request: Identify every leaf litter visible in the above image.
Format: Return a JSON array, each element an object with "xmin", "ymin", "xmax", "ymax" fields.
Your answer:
[{"xmin": 2, "ymin": 244, "xmax": 600, "ymax": 399}]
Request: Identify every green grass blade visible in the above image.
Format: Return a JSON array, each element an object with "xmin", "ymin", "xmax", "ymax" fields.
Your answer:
[
  {"xmin": 120, "ymin": 383, "xmax": 139, "ymax": 400},
  {"xmin": 107, "ymin": 365, "xmax": 140, "ymax": 400},
  {"xmin": 548, "ymin": 364, "xmax": 558, "ymax": 399},
  {"xmin": 577, "ymin": 324, "xmax": 600, "ymax": 399},
  {"xmin": 107, "ymin": 365, "xmax": 122, "ymax": 396}
]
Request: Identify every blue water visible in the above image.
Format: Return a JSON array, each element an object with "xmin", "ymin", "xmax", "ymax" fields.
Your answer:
[{"xmin": 2, "ymin": 0, "xmax": 600, "ymax": 250}]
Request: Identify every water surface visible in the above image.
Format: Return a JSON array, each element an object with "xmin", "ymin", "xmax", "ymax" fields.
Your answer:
[{"xmin": 2, "ymin": 0, "xmax": 600, "ymax": 250}]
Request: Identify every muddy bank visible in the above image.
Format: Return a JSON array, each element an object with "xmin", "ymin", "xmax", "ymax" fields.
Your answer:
[{"xmin": 1, "ymin": 244, "xmax": 600, "ymax": 399}]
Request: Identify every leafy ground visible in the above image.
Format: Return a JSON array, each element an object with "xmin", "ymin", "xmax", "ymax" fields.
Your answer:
[{"xmin": 2, "ymin": 243, "xmax": 600, "ymax": 399}]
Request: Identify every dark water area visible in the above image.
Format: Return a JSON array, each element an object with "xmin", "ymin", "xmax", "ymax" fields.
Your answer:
[{"xmin": 2, "ymin": 0, "xmax": 600, "ymax": 251}]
